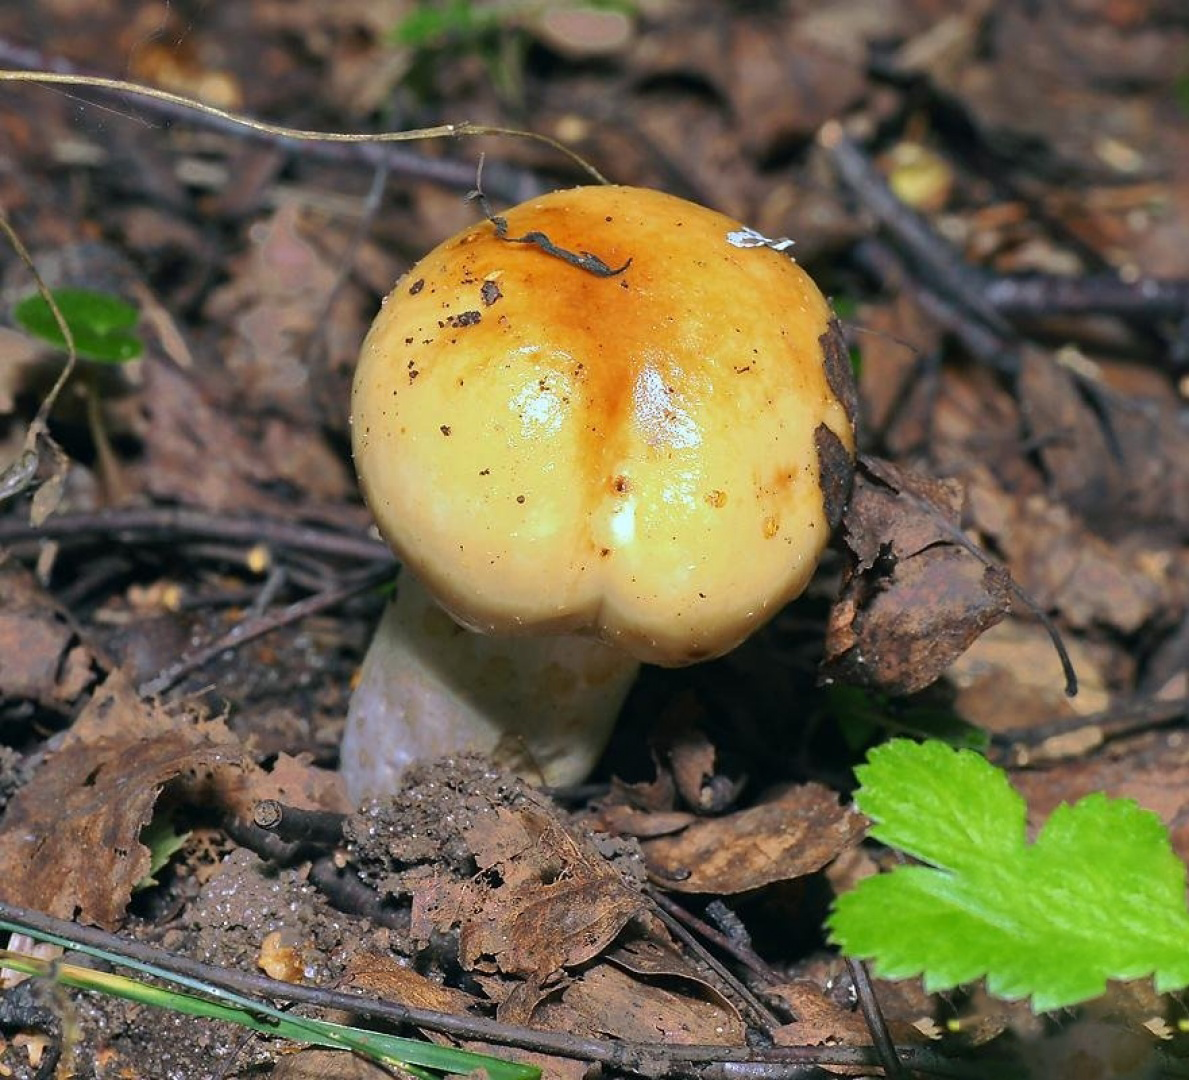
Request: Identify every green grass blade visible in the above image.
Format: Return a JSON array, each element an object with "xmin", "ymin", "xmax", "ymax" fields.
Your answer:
[{"xmin": 0, "ymin": 936, "xmax": 538, "ymax": 1080}]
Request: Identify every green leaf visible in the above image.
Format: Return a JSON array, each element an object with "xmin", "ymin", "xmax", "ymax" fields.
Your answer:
[
  {"xmin": 13, "ymin": 286, "xmax": 143, "ymax": 363},
  {"xmin": 392, "ymin": 0, "xmax": 497, "ymax": 48},
  {"xmin": 1177, "ymin": 69, "xmax": 1189, "ymax": 117},
  {"xmin": 828, "ymin": 738, "xmax": 1189, "ymax": 1011},
  {"xmin": 136, "ymin": 814, "xmax": 191, "ymax": 890},
  {"xmin": 0, "ymin": 936, "xmax": 540, "ymax": 1080},
  {"xmin": 825, "ymin": 686, "xmax": 988, "ymax": 753}
]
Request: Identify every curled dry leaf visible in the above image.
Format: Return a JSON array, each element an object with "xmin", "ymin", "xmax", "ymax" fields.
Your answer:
[
  {"xmin": 641, "ymin": 782, "xmax": 865, "ymax": 895},
  {"xmin": 0, "ymin": 672, "xmax": 246, "ymax": 927},
  {"xmin": 822, "ymin": 456, "xmax": 1012, "ymax": 695}
]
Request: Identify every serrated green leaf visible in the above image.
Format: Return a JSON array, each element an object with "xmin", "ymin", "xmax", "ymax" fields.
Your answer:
[
  {"xmin": 13, "ymin": 286, "xmax": 143, "ymax": 364},
  {"xmin": 828, "ymin": 738, "xmax": 1189, "ymax": 1011}
]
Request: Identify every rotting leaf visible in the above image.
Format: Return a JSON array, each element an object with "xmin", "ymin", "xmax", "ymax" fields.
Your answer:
[
  {"xmin": 602, "ymin": 935, "xmax": 747, "ymax": 1038},
  {"xmin": 640, "ymin": 782, "xmax": 865, "ymax": 894},
  {"xmin": 822, "ymin": 456, "xmax": 1012, "ymax": 695},
  {"xmin": 769, "ymin": 980, "xmax": 888, "ymax": 1049},
  {"xmin": 0, "ymin": 672, "xmax": 246, "ymax": 927},
  {"xmin": 450, "ymin": 805, "xmax": 648, "ymax": 978},
  {"xmin": 535, "ymin": 961, "xmax": 745, "ymax": 1046}
]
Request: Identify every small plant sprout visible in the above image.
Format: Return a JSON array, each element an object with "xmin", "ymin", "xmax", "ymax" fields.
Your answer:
[{"xmin": 11, "ymin": 285, "xmax": 145, "ymax": 503}]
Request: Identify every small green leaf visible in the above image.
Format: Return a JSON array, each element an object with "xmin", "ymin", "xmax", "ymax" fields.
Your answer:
[
  {"xmin": 1176, "ymin": 69, "xmax": 1189, "ymax": 117},
  {"xmin": 13, "ymin": 287, "xmax": 143, "ymax": 364},
  {"xmin": 828, "ymin": 738, "xmax": 1189, "ymax": 1011},
  {"xmin": 392, "ymin": 0, "xmax": 495, "ymax": 47},
  {"xmin": 825, "ymin": 685, "xmax": 988, "ymax": 753},
  {"xmin": 136, "ymin": 814, "xmax": 191, "ymax": 890}
]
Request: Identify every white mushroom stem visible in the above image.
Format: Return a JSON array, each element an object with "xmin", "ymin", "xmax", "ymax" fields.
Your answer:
[{"xmin": 340, "ymin": 574, "xmax": 640, "ymax": 801}]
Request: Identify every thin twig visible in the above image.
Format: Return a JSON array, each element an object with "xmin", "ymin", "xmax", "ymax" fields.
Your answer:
[
  {"xmin": 0, "ymin": 506, "xmax": 394, "ymax": 565},
  {"xmin": 853, "ymin": 238, "xmax": 1021, "ymax": 375},
  {"xmin": 846, "ymin": 957, "xmax": 906, "ymax": 1079},
  {"xmin": 0, "ymin": 62, "xmax": 607, "ymax": 186},
  {"xmin": 138, "ymin": 564, "xmax": 392, "ymax": 696},
  {"xmin": 0, "ymin": 900, "xmax": 994, "ymax": 1078},
  {"xmin": 818, "ymin": 121, "xmax": 1012, "ymax": 339},
  {"xmin": 647, "ymin": 887, "xmax": 781, "ymax": 988},
  {"xmin": 252, "ymin": 800, "xmax": 347, "ymax": 846},
  {"xmin": 991, "ymin": 694, "xmax": 1189, "ymax": 757},
  {"xmin": 645, "ymin": 886, "xmax": 783, "ymax": 1034},
  {"xmin": 985, "ymin": 273, "xmax": 1189, "ymax": 321}
]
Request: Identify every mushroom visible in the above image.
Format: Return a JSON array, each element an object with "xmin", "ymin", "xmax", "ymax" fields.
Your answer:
[{"xmin": 343, "ymin": 184, "xmax": 856, "ymax": 800}]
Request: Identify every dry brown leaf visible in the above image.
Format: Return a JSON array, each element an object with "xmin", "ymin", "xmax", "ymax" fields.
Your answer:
[
  {"xmin": 770, "ymin": 979, "xmax": 874, "ymax": 1048},
  {"xmin": 535, "ymin": 961, "xmax": 745, "ymax": 1046},
  {"xmin": 141, "ymin": 359, "xmax": 278, "ymax": 513},
  {"xmin": 641, "ymin": 782, "xmax": 864, "ymax": 894},
  {"xmin": 342, "ymin": 951, "xmax": 482, "ymax": 1018},
  {"xmin": 203, "ymin": 202, "xmax": 338, "ymax": 420},
  {"xmin": 946, "ymin": 618, "xmax": 1115, "ymax": 736},
  {"xmin": 591, "ymin": 803, "xmax": 696, "ymax": 840},
  {"xmin": 0, "ymin": 673, "xmax": 246, "ymax": 927},
  {"xmin": 455, "ymin": 806, "xmax": 646, "ymax": 978},
  {"xmin": 270, "ymin": 1049, "xmax": 392, "ymax": 1080},
  {"xmin": 0, "ymin": 561, "xmax": 97, "ymax": 712},
  {"xmin": 823, "ymin": 457, "xmax": 1012, "ymax": 695},
  {"xmin": 1017, "ymin": 350, "xmax": 1189, "ymax": 537},
  {"xmin": 967, "ymin": 473, "xmax": 1168, "ymax": 635},
  {"xmin": 237, "ymin": 751, "xmax": 351, "ymax": 818}
]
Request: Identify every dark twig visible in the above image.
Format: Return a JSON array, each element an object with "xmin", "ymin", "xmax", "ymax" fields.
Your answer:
[
  {"xmin": 990, "ymin": 694, "xmax": 1189, "ymax": 759},
  {"xmin": 0, "ymin": 506, "xmax": 394, "ymax": 565},
  {"xmin": 307, "ymin": 856, "xmax": 408, "ymax": 932},
  {"xmin": 846, "ymin": 958, "xmax": 906, "ymax": 1079},
  {"xmin": 819, "ymin": 121, "xmax": 1012, "ymax": 340},
  {"xmin": 648, "ymin": 887, "xmax": 781, "ymax": 989},
  {"xmin": 138, "ymin": 563, "xmax": 392, "ymax": 696},
  {"xmin": 985, "ymin": 273, "xmax": 1189, "ymax": 321},
  {"xmin": 469, "ymin": 181, "xmax": 631, "ymax": 277},
  {"xmin": 223, "ymin": 818, "xmax": 406, "ymax": 930},
  {"xmin": 252, "ymin": 800, "xmax": 347, "ymax": 846},
  {"xmin": 0, "ymin": 901, "xmax": 992, "ymax": 1078},
  {"xmin": 822, "ymin": 120, "xmax": 1189, "ymax": 376},
  {"xmin": 645, "ymin": 886, "xmax": 783, "ymax": 1034},
  {"xmin": 853, "ymin": 239, "xmax": 1021, "ymax": 376}
]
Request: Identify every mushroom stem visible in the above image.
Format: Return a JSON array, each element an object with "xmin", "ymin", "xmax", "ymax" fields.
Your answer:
[{"xmin": 341, "ymin": 574, "xmax": 640, "ymax": 800}]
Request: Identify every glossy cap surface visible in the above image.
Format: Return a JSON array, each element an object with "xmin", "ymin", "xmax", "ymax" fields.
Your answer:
[{"xmin": 352, "ymin": 185, "xmax": 855, "ymax": 665}]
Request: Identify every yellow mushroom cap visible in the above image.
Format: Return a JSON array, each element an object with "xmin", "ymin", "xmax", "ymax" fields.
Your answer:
[{"xmin": 351, "ymin": 185, "xmax": 855, "ymax": 667}]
